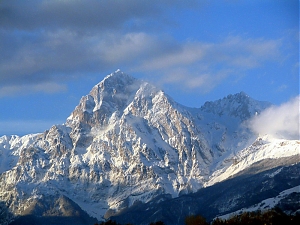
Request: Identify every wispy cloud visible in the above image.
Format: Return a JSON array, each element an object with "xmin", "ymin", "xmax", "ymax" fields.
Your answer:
[
  {"xmin": 134, "ymin": 36, "xmax": 282, "ymax": 91},
  {"xmin": 0, "ymin": 30, "xmax": 283, "ymax": 96},
  {"xmin": 218, "ymin": 36, "xmax": 281, "ymax": 67},
  {"xmin": 248, "ymin": 96, "xmax": 299, "ymax": 140},
  {"xmin": 137, "ymin": 36, "xmax": 281, "ymax": 72},
  {"xmin": 0, "ymin": 0, "xmax": 196, "ymax": 31},
  {"xmin": 0, "ymin": 82, "xmax": 67, "ymax": 98},
  {"xmin": 136, "ymin": 42, "xmax": 206, "ymax": 71},
  {"xmin": 0, "ymin": 0, "xmax": 197, "ymax": 95},
  {"xmin": 0, "ymin": 0, "xmax": 284, "ymax": 97}
]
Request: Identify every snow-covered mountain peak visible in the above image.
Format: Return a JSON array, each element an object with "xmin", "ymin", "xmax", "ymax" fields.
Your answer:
[
  {"xmin": 95, "ymin": 69, "xmax": 138, "ymax": 91},
  {"xmin": 66, "ymin": 71, "xmax": 173, "ymax": 129},
  {"xmin": 200, "ymin": 92, "xmax": 271, "ymax": 121},
  {"xmin": 1, "ymin": 71, "xmax": 298, "ymax": 225},
  {"xmin": 66, "ymin": 71, "xmax": 142, "ymax": 124}
]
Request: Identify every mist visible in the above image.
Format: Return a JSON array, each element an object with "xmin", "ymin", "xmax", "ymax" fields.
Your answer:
[{"xmin": 249, "ymin": 96, "xmax": 299, "ymax": 140}]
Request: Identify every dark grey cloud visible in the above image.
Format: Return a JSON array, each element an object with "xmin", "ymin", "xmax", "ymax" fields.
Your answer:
[
  {"xmin": 0, "ymin": 0, "xmax": 197, "ymax": 31},
  {"xmin": 0, "ymin": 30, "xmax": 283, "ymax": 96},
  {"xmin": 0, "ymin": 0, "xmax": 199, "ymax": 96},
  {"xmin": 0, "ymin": 29, "xmax": 179, "ymax": 88},
  {"xmin": 0, "ymin": 0, "xmax": 286, "ymax": 97}
]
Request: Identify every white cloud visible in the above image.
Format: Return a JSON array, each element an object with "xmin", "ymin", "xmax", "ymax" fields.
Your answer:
[
  {"xmin": 156, "ymin": 68, "xmax": 232, "ymax": 94},
  {"xmin": 135, "ymin": 36, "xmax": 281, "ymax": 72},
  {"xmin": 0, "ymin": 0, "xmax": 284, "ymax": 97},
  {"xmin": 0, "ymin": 31, "xmax": 283, "ymax": 97},
  {"xmin": 249, "ymin": 96, "xmax": 300, "ymax": 140},
  {"xmin": 132, "ymin": 36, "xmax": 282, "ymax": 92},
  {"xmin": 218, "ymin": 36, "xmax": 281, "ymax": 68},
  {"xmin": 0, "ymin": 82, "xmax": 67, "ymax": 98},
  {"xmin": 98, "ymin": 32, "xmax": 161, "ymax": 64},
  {"xmin": 136, "ymin": 42, "xmax": 206, "ymax": 71}
]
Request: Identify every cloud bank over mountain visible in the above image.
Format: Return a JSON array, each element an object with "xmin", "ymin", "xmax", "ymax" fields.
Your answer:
[
  {"xmin": 0, "ymin": 0, "xmax": 293, "ymax": 97},
  {"xmin": 249, "ymin": 96, "xmax": 299, "ymax": 140},
  {"xmin": 0, "ymin": 1, "xmax": 298, "ymax": 135}
]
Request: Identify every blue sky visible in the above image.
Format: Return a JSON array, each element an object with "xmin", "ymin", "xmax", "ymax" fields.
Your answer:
[{"xmin": 0, "ymin": 0, "xmax": 299, "ymax": 136}]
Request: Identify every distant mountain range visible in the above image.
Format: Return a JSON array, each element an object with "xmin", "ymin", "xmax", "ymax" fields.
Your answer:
[{"xmin": 0, "ymin": 70, "xmax": 299, "ymax": 225}]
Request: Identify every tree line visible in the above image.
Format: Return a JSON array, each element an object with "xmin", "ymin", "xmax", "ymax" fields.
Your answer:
[{"xmin": 94, "ymin": 208, "xmax": 300, "ymax": 225}]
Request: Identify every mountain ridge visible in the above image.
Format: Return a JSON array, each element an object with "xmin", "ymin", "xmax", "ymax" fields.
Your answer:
[{"xmin": 0, "ymin": 70, "xmax": 298, "ymax": 225}]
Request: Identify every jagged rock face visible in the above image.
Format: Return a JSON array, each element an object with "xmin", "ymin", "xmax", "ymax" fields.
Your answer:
[
  {"xmin": 200, "ymin": 91, "xmax": 269, "ymax": 121},
  {"xmin": 9, "ymin": 195, "xmax": 98, "ymax": 225},
  {"xmin": 68, "ymin": 72, "xmax": 139, "ymax": 126},
  {"xmin": 111, "ymin": 162, "xmax": 300, "ymax": 225},
  {"xmin": 0, "ymin": 70, "xmax": 288, "ymax": 223}
]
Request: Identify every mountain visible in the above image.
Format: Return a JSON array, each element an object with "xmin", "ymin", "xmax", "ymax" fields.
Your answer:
[
  {"xmin": 0, "ymin": 70, "xmax": 298, "ymax": 225},
  {"xmin": 110, "ymin": 141, "xmax": 300, "ymax": 224}
]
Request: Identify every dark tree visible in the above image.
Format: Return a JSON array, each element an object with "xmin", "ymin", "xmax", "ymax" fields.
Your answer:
[
  {"xmin": 149, "ymin": 221, "xmax": 165, "ymax": 225},
  {"xmin": 96, "ymin": 220, "xmax": 120, "ymax": 225},
  {"xmin": 185, "ymin": 215, "xmax": 208, "ymax": 225}
]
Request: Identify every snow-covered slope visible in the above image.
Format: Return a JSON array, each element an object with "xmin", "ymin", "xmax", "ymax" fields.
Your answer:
[
  {"xmin": 0, "ymin": 70, "xmax": 298, "ymax": 224},
  {"xmin": 0, "ymin": 134, "xmax": 39, "ymax": 173},
  {"xmin": 217, "ymin": 185, "xmax": 300, "ymax": 220},
  {"xmin": 205, "ymin": 135, "xmax": 300, "ymax": 187},
  {"xmin": 110, "ymin": 162, "xmax": 300, "ymax": 225}
]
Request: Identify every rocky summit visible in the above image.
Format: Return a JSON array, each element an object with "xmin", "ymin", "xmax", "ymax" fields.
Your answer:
[{"xmin": 0, "ymin": 70, "xmax": 299, "ymax": 225}]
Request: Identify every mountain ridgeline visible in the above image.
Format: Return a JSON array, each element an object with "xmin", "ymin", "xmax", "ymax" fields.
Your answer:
[{"xmin": 0, "ymin": 70, "xmax": 299, "ymax": 225}]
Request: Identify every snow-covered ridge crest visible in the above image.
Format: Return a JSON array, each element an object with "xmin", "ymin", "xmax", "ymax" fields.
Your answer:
[
  {"xmin": 205, "ymin": 134, "xmax": 300, "ymax": 187},
  {"xmin": 0, "ymin": 133, "xmax": 40, "ymax": 173},
  {"xmin": 200, "ymin": 91, "xmax": 271, "ymax": 121},
  {"xmin": 0, "ymin": 70, "xmax": 298, "ymax": 223},
  {"xmin": 216, "ymin": 185, "xmax": 300, "ymax": 221},
  {"xmin": 67, "ymin": 70, "xmax": 144, "ymax": 124}
]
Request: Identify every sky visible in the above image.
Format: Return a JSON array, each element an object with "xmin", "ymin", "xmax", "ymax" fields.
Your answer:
[{"xmin": 0, "ymin": 0, "xmax": 299, "ymax": 136}]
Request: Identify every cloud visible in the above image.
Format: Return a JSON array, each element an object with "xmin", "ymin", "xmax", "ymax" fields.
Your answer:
[
  {"xmin": 136, "ymin": 36, "xmax": 281, "ymax": 72},
  {"xmin": 248, "ymin": 96, "xmax": 300, "ymax": 140},
  {"xmin": 0, "ymin": 0, "xmax": 197, "ymax": 31},
  {"xmin": 98, "ymin": 33, "xmax": 170, "ymax": 64},
  {"xmin": 0, "ymin": 30, "xmax": 163, "ymax": 87},
  {"xmin": 133, "ymin": 36, "xmax": 281, "ymax": 91},
  {"xmin": 136, "ymin": 42, "xmax": 206, "ymax": 71},
  {"xmin": 0, "ymin": 29, "xmax": 282, "ymax": 96},
  {"xmin": 217, "ymin": 36, "xmax": 281, "ymax": 68},
  {"xmin": 0, "ymin": 1, "xmax": 284, "ymax": 97},
  {"xmin": 0, "ymin": 0, "xmax": 198, "ymax": 95},
  {"xmin": 0, "ymin": 82, "xmax": 67, "ymax": 98},
  {"xmin": 155, "ymin": 67, "xmax": 232, "ymax": 94}
]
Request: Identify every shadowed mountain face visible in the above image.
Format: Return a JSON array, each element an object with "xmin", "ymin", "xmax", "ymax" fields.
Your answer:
[
  {"xmin": 110, "ymin": 162, "xmax": 300, "ymax": 225},
  {"xmin": 9, "ymin": 195, "xmax": 97, "ymax": 225},
  {"xmin": 0, "ymin": 201, "xmax": 14, "ymax": 225},
  {"xmin": 0, "ymin": 71, "xmax": 298, "ymax": 225}
]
